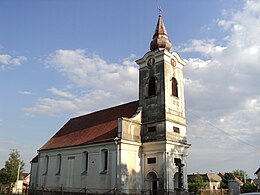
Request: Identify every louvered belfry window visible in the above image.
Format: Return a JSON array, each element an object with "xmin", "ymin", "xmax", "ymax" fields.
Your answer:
[
  {"xmin": 172, "ymin": 77, "xmax": 178, "ymax": 97},
  {"xmin": 148, "ymin": 77, "xmax": 156, "ymax": 96}
]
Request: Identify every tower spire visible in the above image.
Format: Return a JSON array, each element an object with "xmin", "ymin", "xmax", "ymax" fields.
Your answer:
[{"xmin": 150, "ymin": 11, "xmax": 172, "ymax": 51}]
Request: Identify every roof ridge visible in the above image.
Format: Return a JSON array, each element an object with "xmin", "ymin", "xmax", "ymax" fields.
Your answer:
[{"xmin": 71, "ymin": 100, "xmax": 139, "ymax": 120}]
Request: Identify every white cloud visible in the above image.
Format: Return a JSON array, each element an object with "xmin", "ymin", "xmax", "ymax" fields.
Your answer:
[
  {"xmin": 24, "ymin": 89, "xmax": 121, "ymax": 116},
  {"xmin": 25, "ymin": 50, "xmax": 138, "ymax": 115},
  {"xmin": 19, "ymin": 91, "xmax": 33, "ymax": 95},
  {"xmin": 184, "ymin": 78, "xmax": 207, "ymax": 96},
  {"xmin": 183, "ymin": 0, "xmax": 260, "ymax": 112},
  {"xmin": 24, "ymin": 97, "xmax": 78, "ymax": 115},
  {"xmin": 181, "ymin": 39, "xmax": 226, "ymax": 57},
  {"xmin": 48, "ymin": 88, "xmax": 75, "ymax": 99},
  {"xmin": 184, "ymin": 58, "xmax": 218, "ymax": 70},
  {"xmin": 0, "ymin": 55, "xmax": 11, "ymax": 64},
  {"xmin": 44, "ymin": 49, "xmax": 138, "ymax": 92},
  {"xmin": 219, "ymin": 118, "xmax": 225, "ymax": 123},
  {"xmin": 245, "ymin": 97, "xmax": 260, "ymax": 113},
  {"xmin": 0, "ymin": 54, "xmax": 27, "ymax": 71},
  {"xmin": 183, "ymin": 0, "xmax": 260, "ymax": 175}
]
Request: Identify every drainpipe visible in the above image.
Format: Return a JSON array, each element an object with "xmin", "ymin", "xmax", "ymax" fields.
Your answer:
[
  {"xmin": 16, "ymin": 162, "xmax": 21, "ymax": 193},
  {"xmin": 166, "ymin": 152, "xmax": 169, "ymax": 194},
  {"xmin": 114, "ymin": 137, "xmax": 120, "ymax": 192},
  {"xmin": 142, "ymin": 151, "xmax": 145, "ymax": 190},
  {"xmin": 36, "ymin": 154, "xmax": 40, "ymax": 189}
]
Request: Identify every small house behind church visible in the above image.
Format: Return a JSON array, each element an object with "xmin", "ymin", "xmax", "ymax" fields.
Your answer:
[
  {"xmin": 29, "ymin": 13, "xmax": 190, "ymax": 195},
  {"xmin": 255, "ymin": 168, "xmax": 260, "ymax": 190}
]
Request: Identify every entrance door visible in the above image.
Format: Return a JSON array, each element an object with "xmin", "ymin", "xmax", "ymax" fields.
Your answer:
[
  {"xmin": 147, "ymin": 172, "xmax": 158, "ymax": 195},
  {"xmin": 152, "ymin": 180, "xmax": 157, "ymax": 194}
]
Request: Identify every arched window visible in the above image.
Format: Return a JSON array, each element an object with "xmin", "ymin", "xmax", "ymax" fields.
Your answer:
[
  {"xmin": 148, "ymin": 77, "xmax": 156, "ymax": 96},
  {"xmin": 172, "ymin": 77, "xmax": 178, "ymax": 97},
  {"xmin": 56, "ymin": 154, "xmax": 61, "ymax": 175},
  {"xmin": 101, "ymin": 149, "xmax": 108, "ymax": 174},
  {"xmin": 82, "ymin": 151, "xmax": 88, "ymax": 174},
  {"xmin": 43, "ymin": 155, "xmax": 49, "ymax": 175}
]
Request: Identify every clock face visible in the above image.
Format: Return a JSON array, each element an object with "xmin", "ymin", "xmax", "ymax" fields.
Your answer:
[
  {"xmin": 147, "ymin": 57, "xmax": 155, "ymax": 67},
  {"xmin": 171, "ymin": 58, "xmax": 176, "ymax": 67}
]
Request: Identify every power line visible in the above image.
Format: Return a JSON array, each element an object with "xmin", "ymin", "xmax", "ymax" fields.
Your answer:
[{"xmin": 187, "ymin": 109, "xmax": 260, "ymax": 151}]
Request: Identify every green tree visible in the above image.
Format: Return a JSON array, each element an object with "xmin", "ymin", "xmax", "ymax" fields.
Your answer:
[
  {"xmin": 232, "ymin": 169, "xmax": 249, "ymax": 182},
  {"xmin": 0, "ymin": 149, "xmax": 25, "ymax": 192},
  {"xmin": 188, "ymin": 173, "xmax": 207, "ymax": 195},
  {"xmin": 220, "ymin": 172, "xmax": 235, "ymax": 189},
  {"xmin": 241, "ymin": 181, "xmax": 257, "ymax": 193}
]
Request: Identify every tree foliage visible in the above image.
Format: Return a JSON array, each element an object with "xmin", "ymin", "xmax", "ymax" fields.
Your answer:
[
  {"xmin": 232, "ymin": 169, "xmax": 256, "ymax": 193},
  {"xmin": 220, "ymin": 172, "xmax": 235, "ymax": 189},
  {"xmin": 0, "ymin": 149, "xmax": 25, "ymax": 190},
  {"xmin": 241, "ymin": 181, "xmax": 257, "ymax": 193},
  {"xmin": 232, "ymin": 169, "xmax": 249, "ymax": 182},
  {"xmin": 188, "ymin": 173, "xmax": 207, "ymax": 195}
]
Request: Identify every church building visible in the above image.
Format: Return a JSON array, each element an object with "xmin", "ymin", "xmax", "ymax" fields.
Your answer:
[{"xmin": 30, "ymin": 13, "xmax": 190, "ymax": 194}]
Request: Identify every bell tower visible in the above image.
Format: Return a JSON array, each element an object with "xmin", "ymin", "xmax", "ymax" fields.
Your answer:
[
  {"xmin": 136, "ymin": 13, "xmax": 186, "ymax": 143},
  {"xmin": 136, "ymin": 13, "xmax": 190, "ymax": 192}
]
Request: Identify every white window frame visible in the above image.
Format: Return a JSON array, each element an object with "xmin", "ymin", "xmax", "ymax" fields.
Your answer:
[
  {"xmin": 43, "ymin": 155, "xmax": 49, "ymax": 175},
  {"xmin": 100, "ymin": 149, "xmax": 108, "ymax": 174},
  {"xmin": 56, "ymin": 154, "xmax": 62, "ymax": 175},
  {"xmin": 81, "ymin": 151, "xmax": 89, "ymax": 175}
]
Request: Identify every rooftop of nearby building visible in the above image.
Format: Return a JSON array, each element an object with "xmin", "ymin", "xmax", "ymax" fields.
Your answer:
[{"xmin": 188, "ymin": 173, "xmax": 222, "ymax": 183}]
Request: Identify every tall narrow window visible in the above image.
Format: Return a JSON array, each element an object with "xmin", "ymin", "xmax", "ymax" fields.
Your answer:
[
  {"xmin": 43, "ymin": 155, "xmax": 49, "ymax": 175},
  {"xmin": 56, "ymin": 154, "xmax": 61, "ymax": 175},
  {"xmin": 82, "ymin": 151, "xmax": 88, "ymax": 174},
  {"xmin": 101, "ymin": 149, "xmax": 108, "ymax": 174},
  {"xmin": 172, "ymin": 77, "xmax": 178, "ymax": 97},
  {"xmin": 148, "ymin": 77, "xmax": 156, "ymax": 96}
]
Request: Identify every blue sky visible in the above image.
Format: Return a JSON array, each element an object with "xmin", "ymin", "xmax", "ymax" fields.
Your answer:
[{"xmin": 1, "ymin": 0, "xmax": 260, "ymax": 177}]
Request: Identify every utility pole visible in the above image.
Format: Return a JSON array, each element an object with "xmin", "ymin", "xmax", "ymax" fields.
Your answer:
[{"xmin": 16, "ymin": 162, "xmax": 21, "ymax": 193}]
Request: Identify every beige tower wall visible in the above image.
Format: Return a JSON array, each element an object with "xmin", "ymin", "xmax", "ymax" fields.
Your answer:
[
  {"xmin": 119, "ymin": 111, "xmax": 142, "ymax": 192},
  {"xmin": 136, "ymin": 48, "xmax": 190, "ymax": 192}
]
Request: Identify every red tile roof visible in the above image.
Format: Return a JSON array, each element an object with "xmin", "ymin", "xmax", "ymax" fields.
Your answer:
[{"xmin": 39, "ymin": 101, "xmax": 139, "ymax": 151}]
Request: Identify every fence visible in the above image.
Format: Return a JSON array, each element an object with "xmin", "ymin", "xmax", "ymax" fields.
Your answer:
[
  {"xmin": 200, "ymin": 189, "xmax": 229, "ymax": 195},
  {"xmin": 28, "ymin": 187, "xmax": 190, "ymax": 195}
]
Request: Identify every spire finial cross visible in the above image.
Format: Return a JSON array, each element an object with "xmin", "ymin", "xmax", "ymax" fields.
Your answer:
[{"xmin": 158, "ymin": 6, "xmax": 163, "ymax": 16}]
